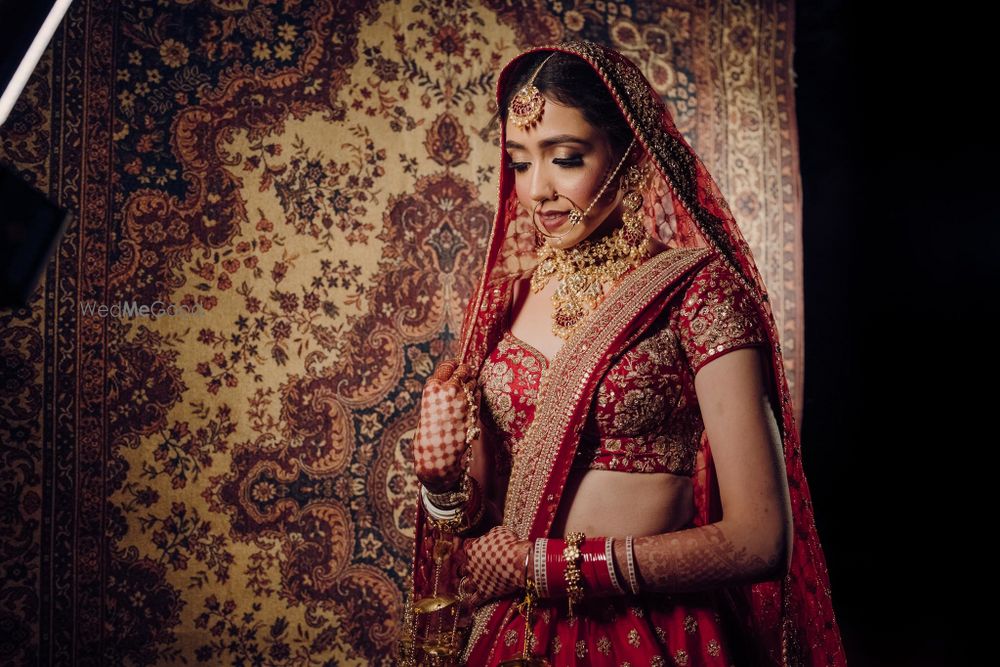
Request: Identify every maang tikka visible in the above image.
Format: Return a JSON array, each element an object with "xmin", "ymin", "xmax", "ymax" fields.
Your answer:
[{"xmin": 508, "ymin": 52, "xmax": 558, "ymax": 129}]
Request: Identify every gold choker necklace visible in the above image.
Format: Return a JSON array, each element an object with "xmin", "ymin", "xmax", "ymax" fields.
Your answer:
[{"xmin": 529, "ymin": 167, "xmax": 652, "ymax": 339}]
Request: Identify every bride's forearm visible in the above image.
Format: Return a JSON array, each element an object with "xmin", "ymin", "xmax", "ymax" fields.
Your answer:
[{"xmin": 612, "ymin": 520, "xmax": 789, "ymax": 594}]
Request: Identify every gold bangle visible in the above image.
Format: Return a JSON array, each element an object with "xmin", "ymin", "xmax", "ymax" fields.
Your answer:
[
  {"xmin": 424, "ymin": 473, "xmax": 471, "ymax": 509},
  {"xmin": 426, "ymin": 477, "xmax": 484, "ymax": 535},
  {"xmin": 563, "ymin": 531, "xmax": 585, "ymax": 617},
  {"xmin": 462, "ymin": 382, "xmax": 481, "ymax": 444}
]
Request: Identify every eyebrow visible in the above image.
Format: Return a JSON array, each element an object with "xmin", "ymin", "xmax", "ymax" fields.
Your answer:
[{"xmin": 505, "ymin": 135, "xmax": 593, "ymax": 150}]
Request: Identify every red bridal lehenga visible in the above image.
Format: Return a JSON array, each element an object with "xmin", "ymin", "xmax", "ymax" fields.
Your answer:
[{"xmin": 401, "ymin": 40, "xmax": 847, "ymax": 667}]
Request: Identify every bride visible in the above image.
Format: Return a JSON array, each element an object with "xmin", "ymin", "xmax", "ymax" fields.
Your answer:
[{"xmin": 403, "ymin": 40, "xmax": 846, "ymax": 666}]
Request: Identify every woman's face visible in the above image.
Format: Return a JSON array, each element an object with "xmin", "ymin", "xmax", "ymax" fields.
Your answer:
[{"xmin": 504, "ymin": 94, "xmax": 627, "ymax": 249}]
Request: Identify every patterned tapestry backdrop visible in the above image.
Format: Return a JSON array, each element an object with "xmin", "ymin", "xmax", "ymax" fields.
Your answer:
[{"xmin": 0, "ymin": 0, "xmax": 801, "ymax": 664}]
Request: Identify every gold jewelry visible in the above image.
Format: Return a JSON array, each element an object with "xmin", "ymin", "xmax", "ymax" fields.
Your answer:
[
  {"xmin": 399, "ymin": 541, "xmax": 462, "ymax": 666},
  {"xmin": 530, "ymin": 136, "xmax": 637, "ymax": 241},
  {"xmin": 462, "ymin": 381, "xmax": 481, "ymax": 446},
  {"xmin": 425, "ymin": 476, "xmax": 485, "ymax": 535},
  {"xmin": 426, "ymin": 495, "xmax": 484, "ymax": 535},
  {"xmin": 565, "ymin": 136, "xmax": 636, "ymax": 228},
  {"xmin": 531, "ymin": 196, "xmax": 577, "ymax": 243},
  {"xmin": 457, "ymin": 575, "xmax": 476, "ymax": 601},
  {"xmin": 508, "ymin": 52, "xmax": 558, "ymax": 129},
  {"xmin": 563, "ymin": 531, "xmax": 585, "ymax": 617},
  {"xmin": 503, "ymin": 577, "xmax": 549, "ymax": 666},
  {"xmin": 424, "ymin": 473, "xmax": 471, "ymax": 510},
  {"xmin": 530, "ymin": 154, "xmax": 652, "ymax": 339}
]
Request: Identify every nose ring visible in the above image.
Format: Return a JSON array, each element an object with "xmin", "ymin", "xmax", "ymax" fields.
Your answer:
[{"xmin": 531, "ymin": 193, "xmax": 581, "ymax": 241}]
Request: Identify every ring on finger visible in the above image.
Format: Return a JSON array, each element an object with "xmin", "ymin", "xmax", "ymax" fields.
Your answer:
[{"xmin": 458, "ymin": 575, "xmax": 477, "ymax": 600}]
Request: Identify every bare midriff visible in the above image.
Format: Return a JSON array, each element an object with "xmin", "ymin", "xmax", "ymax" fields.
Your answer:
[{"xmin": 551, "ymin": 468, "xmax": 694, "ymax": 538}]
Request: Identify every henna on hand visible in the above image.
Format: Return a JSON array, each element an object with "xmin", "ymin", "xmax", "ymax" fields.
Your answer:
[
  {"xmin": 612, "ymin": 523, "xmax": 783, "ymax": 594},
  {"xmin": 413, "ymin": 360, "xmax": 479, "ymax": 492},
  {"xmin": 461, "ymin": 525, "xmax": 530, "ymax": 607}
]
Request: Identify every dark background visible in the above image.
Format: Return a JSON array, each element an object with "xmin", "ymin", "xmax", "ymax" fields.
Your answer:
[
  {"xmin": 795, "ymin": 1, "xmax": 992, "ymax": 664},
  {"xmin": 0, "ymin": 1, "xmax": 51, "ymax": 95}
]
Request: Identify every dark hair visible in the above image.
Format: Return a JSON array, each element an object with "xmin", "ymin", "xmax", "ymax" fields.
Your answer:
[{"xmin": 489, "ymin": 51, "xmax": 635, "ymax": 163}]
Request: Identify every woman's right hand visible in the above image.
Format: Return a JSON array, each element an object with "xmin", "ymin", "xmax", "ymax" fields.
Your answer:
[{"xmin": 413, "ymin": 359, "xmax": 478, "ymax": 492}]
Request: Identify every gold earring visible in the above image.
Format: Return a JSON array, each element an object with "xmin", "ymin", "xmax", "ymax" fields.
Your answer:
[{"xmin": 621, "ymin": 163, "xmax": 647, "ymax": 215}]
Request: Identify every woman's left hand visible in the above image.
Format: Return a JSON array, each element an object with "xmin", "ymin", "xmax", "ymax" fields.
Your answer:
[{"xmin": 460, "ymin": 525, "xmax": 530, "ymax": 607}]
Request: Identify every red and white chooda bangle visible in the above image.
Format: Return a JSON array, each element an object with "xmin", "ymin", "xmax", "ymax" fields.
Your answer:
[{"xmin": 528, "ymin": 534, "xmax": 634, "ymax": 609}]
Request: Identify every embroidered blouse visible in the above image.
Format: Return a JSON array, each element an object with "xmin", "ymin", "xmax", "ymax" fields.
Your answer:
[{"xmin": 477, "ymin": 253, "xmax": 768, "ymax": 476}]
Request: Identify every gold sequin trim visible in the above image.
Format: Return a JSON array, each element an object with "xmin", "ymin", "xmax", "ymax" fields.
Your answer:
[{"xmin": 459, "ymin": 599, "xmax": 500, "ymax": 663}]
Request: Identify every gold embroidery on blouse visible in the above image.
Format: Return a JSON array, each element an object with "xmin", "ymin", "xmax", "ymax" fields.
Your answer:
[
  {"xmin": 679, "ymin": 256, "xmax": 766, "ymax": 371},
  {"xmin": 673, "ymin": 648, "xmax": 690, "ymax": 666},
  {"xmin": 637, "ymin": 324, "xmax": 684, "ymax": 372},
  {"xmin": 628, "ymin": 628, "xmax": 641, "ymax": 647},
  {"xmin": 707, "ymin": 638, "xmax": 722, "ymax": 657},
  {"xmin": 597, "ymin": 636, "xmax": 611, "ymax": 655},
  {"xmin": 595, "ymin": 326, "xmax": 682, "ymax": 432},
  {"xmin": 481, "ymin": 335, "xmax": 544, "ymax": 426},
  {"xmin": 612, "ymin": 387, "xmax": 669, "ymax": 434},
  {"xmin": 479, "ymin": 351, "xmax": 517, "ymax": 433},
  {"xmin": 569, "ymin": 293, "xmax": 714, "ymax": 475},
  {"xmin": 575, "ymin": 639, "xmax": 588, "ymax": 658}
]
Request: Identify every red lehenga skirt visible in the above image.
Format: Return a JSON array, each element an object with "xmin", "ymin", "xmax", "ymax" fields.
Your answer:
[{"xmin": 469, "ymin": 587, "xmax": 755, "ymax": 666}]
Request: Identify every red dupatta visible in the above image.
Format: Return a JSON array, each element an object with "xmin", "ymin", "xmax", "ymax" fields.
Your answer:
[{"xmin": 403, "ymin": 40, "xmax": 846, "ymax": 667}]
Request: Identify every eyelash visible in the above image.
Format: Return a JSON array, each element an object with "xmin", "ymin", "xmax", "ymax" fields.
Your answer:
[{"xmin": 507, "ymin": 155, "xmax": 584, "ymax": 172}]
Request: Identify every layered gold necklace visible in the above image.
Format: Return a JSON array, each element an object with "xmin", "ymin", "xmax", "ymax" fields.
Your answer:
[{"xmin": 529, "ymin": 165, "xmax": 652, "ymax": 340}]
